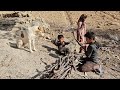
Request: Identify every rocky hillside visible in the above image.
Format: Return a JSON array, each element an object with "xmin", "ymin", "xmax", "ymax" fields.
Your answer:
[{"xmin": 0, "ymin": 11, "xmax": 120, "ymax": 79}]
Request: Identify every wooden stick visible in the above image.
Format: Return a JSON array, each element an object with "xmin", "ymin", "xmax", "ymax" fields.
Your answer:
[
  {"xmin": 59, "ymin": 67, "xmax": 71, "ymax": 79},
  {"xmin": 72, "ymin": 31, "xmax": 83, "ymax": 47}
]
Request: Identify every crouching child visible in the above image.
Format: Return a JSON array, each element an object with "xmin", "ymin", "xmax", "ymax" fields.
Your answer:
[
  {"xmin": 78, "ymin": 32, "xmax": 103, "ymax": 75},
  {"xmin": 54, "ymin": 35, "xmax": 70, "ymax": 56}
]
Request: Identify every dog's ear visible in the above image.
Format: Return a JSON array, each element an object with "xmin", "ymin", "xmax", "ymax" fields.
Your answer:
[{"xmin": 21, "ymin": 31, "xmax": 24, "ymax": 38}]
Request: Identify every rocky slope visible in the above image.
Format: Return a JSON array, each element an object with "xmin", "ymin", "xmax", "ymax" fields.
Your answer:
[{"xmin": 0, "ymin": 11, "xmax": 120, "ymax": 79}]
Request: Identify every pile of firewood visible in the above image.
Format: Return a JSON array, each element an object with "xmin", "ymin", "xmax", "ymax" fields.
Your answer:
[
  {"xmin": 30, "ymin": 31, "xmax": 86, "ymax": 79},
  {"xmin": 31, "ymin": 52, "xmax": 83, "ymax": 79}
]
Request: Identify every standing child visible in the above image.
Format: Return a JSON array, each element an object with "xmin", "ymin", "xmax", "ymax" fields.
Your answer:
[{"xmin": 77, "ymin": 14, "xmax": 87, "ymax": 53}]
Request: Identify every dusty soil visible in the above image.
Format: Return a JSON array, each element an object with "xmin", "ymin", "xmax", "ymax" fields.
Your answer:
[{"xmin": 0, "ymin": 11, "xmax": 120, "ymax": 79}]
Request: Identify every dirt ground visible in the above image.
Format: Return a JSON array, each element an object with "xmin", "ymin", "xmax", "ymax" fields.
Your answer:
[{"xmin": 0, "ymin": 11, "xmax": 120, "ymax": 79}]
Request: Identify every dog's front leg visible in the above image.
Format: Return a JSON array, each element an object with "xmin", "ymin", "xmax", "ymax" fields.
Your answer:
[
  {"xmin": 32, "ymin": 39, "xmax": 37, "ymax": 51},
  {"xmin": 29, "ymin": 40, "xmax": 33, "ymax": 53}
]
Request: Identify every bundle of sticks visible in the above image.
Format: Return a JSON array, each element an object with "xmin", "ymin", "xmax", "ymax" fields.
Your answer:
[
  {"xmin": 31, "ymin": 52, "xmax": 83, "ymax": 79},
  {"xmin": 31, "ymin": 30, "xmax": 86, "ymax": 79}
]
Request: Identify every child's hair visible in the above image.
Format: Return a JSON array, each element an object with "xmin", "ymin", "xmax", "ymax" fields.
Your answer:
[
  {"xmin": 84, "ymin": 32, "xmax": 95, "ymax": 40},
  {"xmin": 58, "ymin": 35, "xmax": 64, "ymax": 40},
  {"xmin": 78, "ymin": 14, "xmax": 87, "ymax": 22}
]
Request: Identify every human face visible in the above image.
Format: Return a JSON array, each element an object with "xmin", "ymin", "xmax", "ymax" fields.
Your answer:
[
  {"xmin": 86, "ymin": 37, "xmax": 92, "ymax": 44},
  {"xmin": 59, "ymin": 37, "xmax": 64, "ymax": 43}
]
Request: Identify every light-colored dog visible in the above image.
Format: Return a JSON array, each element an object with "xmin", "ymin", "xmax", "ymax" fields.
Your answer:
[
  {"xmin": 16, "ymin": 18, "xmax": 51, "ymax": 53},
  {"xmin": 16, "ymin": 25, "xmax": 37, "ymax": 53}
]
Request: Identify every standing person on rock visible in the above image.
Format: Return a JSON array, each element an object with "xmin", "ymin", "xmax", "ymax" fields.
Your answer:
[{"xmin": 77, "ymin": 14, "xmax": 87, "ymax": 53}]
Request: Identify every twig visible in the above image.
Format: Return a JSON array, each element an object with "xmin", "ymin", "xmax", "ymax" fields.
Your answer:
[
  {"xmin": 72, "ymin": 31, "xmax": 83, "ymax": 47},
  {"xmin": 31, "ymin": 52, "xmax": 84, "ymax": 79},
  {"xmin": 111, "ymin": 68, "xmax": 120, "ymax": 73}
]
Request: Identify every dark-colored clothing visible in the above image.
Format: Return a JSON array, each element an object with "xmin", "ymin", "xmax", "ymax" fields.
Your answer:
[
  {"xmin": 84, "ymin": 41, "xmax": 100, "ymax": 63},
  {"xmin": 81, "ymin": 61, "xmax": 98, "ymax": 72},
  {"xmin": 54, "ymin": 41, "xmax": 70, "ymax": 55},
  {"xmin": 77, "ymin": 41, "xmax": 100, "ymax": 72}
]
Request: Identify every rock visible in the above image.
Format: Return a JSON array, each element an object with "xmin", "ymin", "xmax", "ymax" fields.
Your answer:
[
  {"xmin": 46, "ymin": 35, "xmax": 51, "ymax": 40},
  {"xmin": 0, "ymin": 20, "xmax": 16, "ymax": 25},
  {"xmin": 96, "ymin": 25, "xmax": 100, "ymax": 28},
  {"xmin": 2, "ymin": 12, "xmax": 20, "ymax": 18},
  {"xmin": 21, "ymin": 14, "xmax": 29, "ymax": 17},
  {"xmin": 111, "ymin": 22, "xmax": 120, "ymax": 26},
  {"xmin": 106, "ymin": 57, "xmax": 110, "ymax": 60},
  {"xmin": 12, "ymin": 27, "xmax": 19, "ymax": 31},
  {"xmin": 114, "ymin": 55, "xmax": 120, "ymax": 59},
  {"xmin": 108, "ymin": 35, "xmax": 118, "ymax": 41}
]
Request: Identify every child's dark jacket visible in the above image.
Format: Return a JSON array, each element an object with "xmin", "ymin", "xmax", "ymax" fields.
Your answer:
[{"xmin": 85, "ymin": 41, "xmax": 100, "ymax": 63}]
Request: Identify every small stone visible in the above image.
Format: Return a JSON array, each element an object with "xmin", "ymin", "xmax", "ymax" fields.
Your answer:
[
  {"xmin": 115, "ymin": 64, "xmax": 117, "ymax": 67},
  {"xmin": 114, "ymin": 55, "xmax": 120, "ymax": 59},
  {"xmin": 106, "ymin": 57, "xmax": 110, "ymax": 60},
  {"xmin": 97, "ymin": 26, "xmax": 100, "ymax": 28}
]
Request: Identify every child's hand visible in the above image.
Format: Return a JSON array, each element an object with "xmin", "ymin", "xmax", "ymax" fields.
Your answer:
[
  {"xmin": 66, "ymin": 42, "xmax": 70, "ymax": 45},
  {"xmin": 81, "ymin": 46, "xmax": 86, "ymax": 51},
  {"xmin": 62, "ymin": 41, "xmax": 65, "ymax": 45}
]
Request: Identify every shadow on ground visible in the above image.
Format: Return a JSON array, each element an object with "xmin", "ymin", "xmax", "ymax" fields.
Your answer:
[
  {"xmin": 42, "ymin": 45, "xmax": 59, "ymax": 58},
  {"xmin": 0, "ymin": 19, "xmax": 16, "ymax": 31},
  {"xmin": 0, "ymin": 19, "xmax": 17, "ymax": 40},
  {"xmin": 9, "ymin": 42, "xmax": 30, "ymax": 52},
  {"xmin": 9, "ymin": 42, "xmax": 17, "ymax": 49}
]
